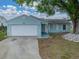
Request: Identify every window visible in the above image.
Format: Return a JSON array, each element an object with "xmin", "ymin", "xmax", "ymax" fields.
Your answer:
[
  {"xmin": 63, "ymin": 25, "xmax": 66, "ymax": 30},
  {"xmin": 50, "ymin": 24, "xmax": 56, "ymax": 30}
]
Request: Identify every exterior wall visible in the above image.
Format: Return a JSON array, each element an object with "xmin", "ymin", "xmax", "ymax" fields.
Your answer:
[
  {"xmin": 7, "ymin": 24, "xmax": 11, "ymax": 36},
  {"xmin": 66, "ymin": 24, "xmax": 71, "ymax": 32},
  {"xmin": 7, "ymin": 16, "xmax": 41, "ymax": 25},
  {"xmin": 7, "ymin": 15, "xmax": 42, "ymax": 37},
  {"xmin": 48, "ymin": 23, "xmax": 71, "ymax": 33}
]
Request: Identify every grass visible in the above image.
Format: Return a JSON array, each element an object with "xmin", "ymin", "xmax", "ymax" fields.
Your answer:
[{"xmin": 38, "ymin": 34, "xmax": 79, "ymax": 59}]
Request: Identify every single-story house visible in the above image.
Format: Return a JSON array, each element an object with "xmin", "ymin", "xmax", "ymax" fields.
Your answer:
[{"xmin": 7, "ymin": 14, "xmax": 71, "ymax": 38}]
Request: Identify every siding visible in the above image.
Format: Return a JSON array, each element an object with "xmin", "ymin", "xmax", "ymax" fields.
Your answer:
[
  {"xmin": 7, "ymin": 15, "xmax": 41, "ymax": 25},
  {"xmin": 7, "ymin": 15, "xmax": 42, "ymax": 37},
  {"xmin": 48, "ymin": 24, "xmax": 71, "ymax": 33}
]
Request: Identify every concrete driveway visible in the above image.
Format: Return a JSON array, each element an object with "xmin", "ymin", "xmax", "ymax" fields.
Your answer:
[{"xmin": 0, "ymin": 37, "xmax": 41, "ymax": 59}]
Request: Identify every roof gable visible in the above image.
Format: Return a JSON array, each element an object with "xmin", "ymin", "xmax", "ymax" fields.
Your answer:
[
  {"xmin": 7, "ymin": 14, "xmax": 42, "ymax": 25},
  {"xmin": 7, "ymin": 14, "xmax": 42, "ymax": 22}
]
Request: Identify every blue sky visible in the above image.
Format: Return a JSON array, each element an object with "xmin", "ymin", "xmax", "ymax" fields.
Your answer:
[
  {"xmin": 0, "ymin": 0, "xmax": 18, "ymax": 6},
  {"xmin": 0, "ymin": 0, "xmax": 26, "ymax": 10},
  {"xmin": 0, "ymin": 0, "xmax": 37, "ymax": 12},
  {"xmin": 0, "ymin": 0, "xmax": 38, "ymax": 16},
  {"xmin": 0, "ymin": 0, "xmax": 69, "ymax": 19}
]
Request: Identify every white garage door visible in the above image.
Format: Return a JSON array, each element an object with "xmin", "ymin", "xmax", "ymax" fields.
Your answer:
[{"xmin": 11, "ymin": 25, "xmax": 38, "ymax": 36}]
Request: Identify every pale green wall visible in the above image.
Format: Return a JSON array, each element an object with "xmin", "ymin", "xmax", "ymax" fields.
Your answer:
[
  {"xmin": 7, "ymin": 15, "xmax": 42, "ymax": 37},
  {"xmin": 7, "ymin": 15, "xmax": 71, "ymax": 37},
  {"xmin": 48, "ymin": 23, "xmax": 71, "ymax": 33}
]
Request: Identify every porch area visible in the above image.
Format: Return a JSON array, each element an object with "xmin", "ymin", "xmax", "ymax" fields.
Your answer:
[{"xmin": 41, "ymin": 23, "xmax": 49, "ymax": 38}]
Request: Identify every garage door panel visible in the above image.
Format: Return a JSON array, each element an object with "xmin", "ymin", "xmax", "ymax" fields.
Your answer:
[{"xmin": 11, "ymin": 25, "xmax": 38, "ymax": 36}]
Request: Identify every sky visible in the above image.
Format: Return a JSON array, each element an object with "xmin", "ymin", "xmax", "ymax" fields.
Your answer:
[
  {"xmin": 0, "ymin": 0, "xmax": 16, "ymax": 5},
  {"xmin": 0, "ymin": 0, "xmax": 19, "ymax": 10},
  {"xmin": 0, "ymin": 0, "xmax": 37, "ymax": 14},
  {"xmin": 0, "ymin": 0, "xmax": 69, "ymax": 19}
]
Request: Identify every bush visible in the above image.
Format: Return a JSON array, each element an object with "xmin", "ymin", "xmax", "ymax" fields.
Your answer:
[{"xmin": 0, "ymin": 31, "xmax": 6, "ymax": 41}]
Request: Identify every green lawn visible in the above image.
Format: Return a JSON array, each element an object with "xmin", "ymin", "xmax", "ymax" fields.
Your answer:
[{"xmin": 39, "ymin": 34, "xmax": 79, "ymax": 59}]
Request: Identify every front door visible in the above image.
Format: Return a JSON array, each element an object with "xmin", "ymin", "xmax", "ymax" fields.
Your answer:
[{"xmin": 41, "ymin": 24, "xmax": 46, "ymax": 34}]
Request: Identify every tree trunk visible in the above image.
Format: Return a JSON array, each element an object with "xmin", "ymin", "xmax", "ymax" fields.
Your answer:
[{"xmin": 72, "ymin": 20, "xmax": 77, "ymax": 33}]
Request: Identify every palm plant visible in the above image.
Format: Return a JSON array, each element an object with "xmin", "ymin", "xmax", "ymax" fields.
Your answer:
[{"xmin": 14, "ymin": 0, "xmax": 79, "ymax": 33}]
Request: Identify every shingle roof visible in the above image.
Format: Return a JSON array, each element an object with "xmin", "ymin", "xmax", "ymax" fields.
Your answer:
[
  {"xmin": 0, "ymin": 13, "xmax": 71, "ymax": 24},
  {"xmin": 47, "ymin": 20, "xmax": 70, "ymax": 24},
  {"xmin": 33, "ymin": 12, "xmax": 70, "ymax": 20}
]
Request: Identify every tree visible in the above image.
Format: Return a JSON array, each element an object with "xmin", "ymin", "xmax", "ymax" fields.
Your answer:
[{"xmin": 14, "ymin": 0, "xmax": 79, "ymax": 33}]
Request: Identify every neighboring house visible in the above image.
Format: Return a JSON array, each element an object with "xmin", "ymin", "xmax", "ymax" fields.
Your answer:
[
  {"xmin": 7, "ymin": 14, "xmax": 71, "ymax": 38},
  {"xmin": 0, "ymin": 16, "xmax": 7, "ymax": 26}
]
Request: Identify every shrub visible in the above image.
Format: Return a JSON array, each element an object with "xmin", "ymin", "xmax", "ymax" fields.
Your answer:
[{"xmin": 0, "ymin": 31, "xmax": 6, "ymax": 41}]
